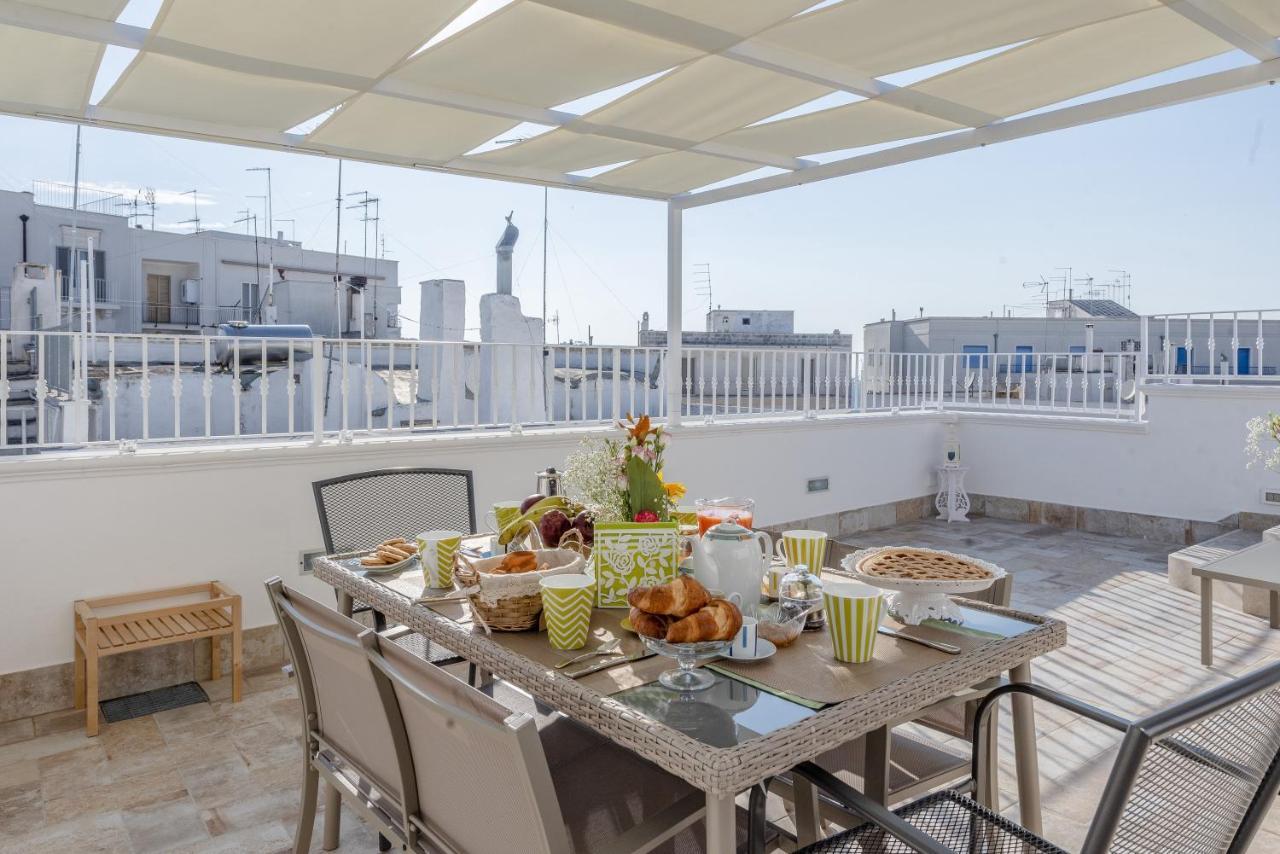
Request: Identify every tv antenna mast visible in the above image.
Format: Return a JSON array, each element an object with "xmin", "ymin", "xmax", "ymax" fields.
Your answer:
[
  {"xmin": 178, "ymin": 189, "xmax": 200, "ymax": 233},
  {"xmin": 692, "ymin": 262, "xmax": 712, "ymax": 313},
  {"xmin": 1107, "ymin": 269, "xmax": 1132, "ymax": 307}
]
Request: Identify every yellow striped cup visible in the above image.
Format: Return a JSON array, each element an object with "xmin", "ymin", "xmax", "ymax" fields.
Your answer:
[
  {"xmin": 486, "ymin": 501, "xmax": 523, "ymax": 534},
  {"xmin": 776, "ymin": 530, "xmax": 828, "ymax": 572},
  {"xmin": 540, "ymin": 575, "xmax": 595, "ymax": 650},
  {"xmin": 416, "ymin": 530, "xmax": 463, "ymax": 589},
  {"xmin": 823, "ymin": 579, "xmax": 885, "ymax": 664}
]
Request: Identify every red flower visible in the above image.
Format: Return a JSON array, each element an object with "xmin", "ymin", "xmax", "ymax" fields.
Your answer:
[{"xmin": 633, "ymin": 510, "xmax": 659, "ymax": 523}]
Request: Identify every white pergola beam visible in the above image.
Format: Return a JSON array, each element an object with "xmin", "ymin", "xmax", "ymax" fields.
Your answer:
[
  {"xmin": 1159, "ymin": 0, "xmax": 1280, "ymax": 61},
  {"xmin": 665, "ymin": 202, "xmax": 683, "ymax": 425},
  {"xmin": 528, "ymin": 0, "xmax": 998, "ymax": 129},
  {"xmin": 676, "ymin": 57, "xmax": 1280, "ymax": 208},
  {"xmin": 0, "ymin": 0, "xmax": 804, "ymax": 174}
]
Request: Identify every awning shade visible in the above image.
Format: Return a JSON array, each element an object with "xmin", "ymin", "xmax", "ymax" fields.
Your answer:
[{"xmin": 0, "ymin": 0, "xmax": 1271, "ymax": 204}]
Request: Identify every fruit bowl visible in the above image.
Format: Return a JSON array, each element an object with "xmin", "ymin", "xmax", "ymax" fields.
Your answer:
[{"xmin": 641, "ymin": 636, "xmax": 729, "ymax": 692}]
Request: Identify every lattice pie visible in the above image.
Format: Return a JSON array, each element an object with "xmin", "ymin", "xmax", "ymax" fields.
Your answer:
[{"xmin": 858, "ymin": 548, "xmax": 993, "ymax": 581}]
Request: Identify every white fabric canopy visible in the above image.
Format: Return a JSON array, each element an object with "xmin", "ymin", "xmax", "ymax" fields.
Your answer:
[{"xmin": 0, "ymin": 0, "xmax": 1273, "ymax": 205}]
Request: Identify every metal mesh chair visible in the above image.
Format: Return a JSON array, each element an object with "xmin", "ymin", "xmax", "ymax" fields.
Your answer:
[
  {"xmin": 768, "ymin": 661, "xmax": 1280, "ymax": 854},
  {"xmin": 312, "ymin": 467, "xmax": 475, "ymax": 664}
]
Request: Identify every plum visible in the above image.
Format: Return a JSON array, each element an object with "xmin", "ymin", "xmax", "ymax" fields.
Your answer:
[
  {"xmin": 572, "ymin": 510, "xmax": 595, "ymax": 545},
  {"xmin": 520, "ymin": 493, "xmax": 547, "ymax": 514},
  {"xmin": 538, "ymin": 509, "xmax": 571, "ymax": 547}
]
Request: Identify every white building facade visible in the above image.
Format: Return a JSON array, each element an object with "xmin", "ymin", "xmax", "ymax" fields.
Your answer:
[{"xmin": 0, "ymin": 188, "xmax": 400, "ymax": 339}]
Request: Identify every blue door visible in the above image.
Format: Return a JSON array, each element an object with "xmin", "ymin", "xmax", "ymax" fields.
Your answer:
[
  {"xmin": 1237, "ymin": 347, "xmax": 1251, "ymax": 376},
  {"xmin": 963, "ymin": 345, "xmax": 988, "ymax": 369},
  {"xmin": 1176, "ymin": 347, "xmax": 1190, "ymax": 374},
  {"xmin": 1014, "ymin": 345, "xmax": 1033, "ymax": 373}
]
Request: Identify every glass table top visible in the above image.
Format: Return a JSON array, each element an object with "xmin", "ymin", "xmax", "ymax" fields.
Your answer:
[{"xmin": 611, "ymin": 671, "xmax": 815, "ymax": 747}]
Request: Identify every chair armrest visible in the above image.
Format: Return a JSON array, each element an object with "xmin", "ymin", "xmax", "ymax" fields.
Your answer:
[
  {"xmin": 969, "ymin": 683, "xmax": 1131, "ymax": 784},
  {"xmin": 790, "ymin": 762, "xmax": 952, "ymax": 854}
]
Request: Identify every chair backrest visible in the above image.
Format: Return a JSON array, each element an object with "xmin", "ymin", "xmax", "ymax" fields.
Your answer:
[
  {"xmin": 312, "ymin": 468, "xmax": 476, "ymax": 553},
  {"xmin": 265, "ymin": 578, "xmax": 410, "ymax": 807},
  {"xmin": 361, "ymin": 631, "xmax": 570, "ymax": 854},
  {"xmin": 1083, "ymin": 661, "xmax": 1280, "ymax": 854}
]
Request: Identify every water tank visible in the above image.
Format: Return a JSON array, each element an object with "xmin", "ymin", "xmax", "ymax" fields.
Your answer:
[
  {"xmin": 180, "ymin": 278, "xmax": 200, "ymax": 305},
  {"xmin": 214, "ymin": 322, "xmax": 313, "ymax": 366}
]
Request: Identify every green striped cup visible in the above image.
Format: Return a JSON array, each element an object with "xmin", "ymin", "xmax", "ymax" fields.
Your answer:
[
  {"xmin": 416, "ymin": 530, "xmax": 463, "ymax": 589},
  {"xmin": 540, "ymin": 575, "xmax": 595, "ymax": 650},
  {"xmin": 776, "ymin": 530, "xmax": 828, "ymax": 573},
  {"xmin": 823, "ymin": 579, "xmax": 885, "ymax": 664}
]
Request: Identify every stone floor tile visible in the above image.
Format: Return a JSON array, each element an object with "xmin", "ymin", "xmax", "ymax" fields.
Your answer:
[
  {"xmin": 0, "ymin": 777, "xmax": 45, "ymax": 835},
  {"xmin": 188, "ymin": 820, "xmax": 293, "ymax": 853},
  {"xmin": 0, "ymin": 812, "xmax": 131, "ymax": 854},
  {"xmin": 181, "ymin": 756, "xmax": 256, "ymax": 811},
  {"xmin": 122, "ymin": 796, "xmax": 211, "ymax": 852},
  {"xmin": 0, "ymin": 728, "xmax": 89, "ymax": 767}
]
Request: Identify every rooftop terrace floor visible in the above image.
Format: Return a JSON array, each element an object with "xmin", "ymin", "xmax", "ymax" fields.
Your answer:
[{"xmin": 1, "ymin": 518, "xmax": 1278, "ymax": 852}]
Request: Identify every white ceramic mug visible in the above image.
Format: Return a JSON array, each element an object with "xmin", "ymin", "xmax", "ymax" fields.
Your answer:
[{"xmin": 725, "ymin": 616, "xmax": 758, "ymax": 659}]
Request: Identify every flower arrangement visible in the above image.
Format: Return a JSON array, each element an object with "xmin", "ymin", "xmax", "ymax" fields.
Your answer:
[
  {"xmin": 562, "ymin": 414, "xmax": 686, "ymax": 523},
  {"xmin": 1245, "ymin": 412, "xmax": 1280, "ymax": 473}
]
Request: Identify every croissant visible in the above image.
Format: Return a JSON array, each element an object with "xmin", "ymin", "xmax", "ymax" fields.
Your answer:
[
  {"xmin": 626, "ymin": 575, "xmax": 710, "ymax": 618},
  {"xmin": 665, "ymin": 598, "xmax": 743, "ymax": 643},
  {"xmin": 628, "ymin": 607, "xmax": 671, "ymax": 640}
]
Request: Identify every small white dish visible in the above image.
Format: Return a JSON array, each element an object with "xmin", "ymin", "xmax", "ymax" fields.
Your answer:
[{"xmin": 720, "ymin": 638, "xmax": 776, "ymax": 663}]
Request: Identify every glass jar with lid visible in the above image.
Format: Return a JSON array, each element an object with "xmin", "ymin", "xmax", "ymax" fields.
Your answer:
[{"xmin": 778, "ymin": 563, "xmax": 825, "ymax": 631}]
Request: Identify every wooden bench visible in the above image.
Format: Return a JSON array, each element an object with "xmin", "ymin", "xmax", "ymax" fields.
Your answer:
[{"xmin": 74, "ymin": 581, "xmax": 242, "ymax": 736}]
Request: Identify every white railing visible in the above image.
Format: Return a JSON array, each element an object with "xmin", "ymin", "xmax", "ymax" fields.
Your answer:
[
  {"xmin": 1145, "ymin": 310, "xmax": 1280, "ymax": 383},
  {"xmin": 676, "ymin": 347, "xmax": 859, "ymax": 419},
  {"xmin": 2, "ymin": 331, "xmax": 1162, "ymax": 454},
  {"xmin": 861, "ymin": 351, "xmax": 1142, "ymax": 418}
]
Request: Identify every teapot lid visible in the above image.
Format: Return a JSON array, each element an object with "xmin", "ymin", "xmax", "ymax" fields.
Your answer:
[{"xmin": 704, "ymin": 520, "xmax": 752, "ymax": 542}]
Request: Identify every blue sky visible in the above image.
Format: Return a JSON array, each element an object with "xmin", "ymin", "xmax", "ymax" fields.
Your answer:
[{"xmin": 0, "ymin": 52, "xmax": 1274, "ymax": 346}]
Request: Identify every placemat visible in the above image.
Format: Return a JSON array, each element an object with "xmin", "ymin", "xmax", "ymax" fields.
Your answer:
[{"xmin": 708, "ymin": 611, "xmax": 1028, "ymax": 706}]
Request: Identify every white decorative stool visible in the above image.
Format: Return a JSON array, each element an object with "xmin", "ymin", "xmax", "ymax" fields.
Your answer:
[{"xmin": 935, "ymin": 464, "xmax": 970, "ymax": 523}]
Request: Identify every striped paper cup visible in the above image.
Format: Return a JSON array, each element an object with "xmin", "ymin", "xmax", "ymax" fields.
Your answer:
[
  {"xmin": 777, "ymin": 530, "xmax": 828, "ymax": 572},
  {"xmin": 823, "ymin": 579, "xmax": 885, "ymax": 664},
  {"xmin": 416, "ymin": 530, "xmax": 462, "ymax": 588},
  {"xmin": 540, "ymin": 574, "xmax": 595, "ymax": 650}
]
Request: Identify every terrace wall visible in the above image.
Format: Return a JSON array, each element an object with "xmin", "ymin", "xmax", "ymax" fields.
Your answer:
[{"xmin": 0, "ymin": 412, "xmax": 944, "ymax": 715}]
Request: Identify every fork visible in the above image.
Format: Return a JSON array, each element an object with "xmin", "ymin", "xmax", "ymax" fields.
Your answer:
[{"xmin": 554, "ymin": 638, "xmax": 621, "ymax": 670}]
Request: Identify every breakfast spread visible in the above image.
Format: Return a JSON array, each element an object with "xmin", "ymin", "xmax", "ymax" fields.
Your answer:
[
  {"xmin": 627, "ymin": 576, "xmax": 742, "ymax": 643},
  {"xmin": 857, "ymin": 548, "xmax": 993, "ymax": 581},
  {"xmin": 360, "ymin": 538, "xmax": 418, "ymax": 567}
]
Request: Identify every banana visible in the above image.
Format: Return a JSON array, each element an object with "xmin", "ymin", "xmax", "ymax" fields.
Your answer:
[{"xmin": 497, "ymin": 495, "xmax": 581, "ymax": 545}]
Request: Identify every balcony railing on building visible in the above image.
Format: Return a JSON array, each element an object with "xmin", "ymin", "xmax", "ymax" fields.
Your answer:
[
  {"xmin": 1146, "ymin": 310, "xmax": 1280, "ymax": 381},
  {"xmin": 141, "ymin": 303, "xmax": 261, "ymax": 327}
]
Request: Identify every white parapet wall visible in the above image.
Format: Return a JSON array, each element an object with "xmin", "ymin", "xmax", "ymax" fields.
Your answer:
[
  {"xmin": 958, "ymin": 384, "xmax": 1280, "ymax": 523},
  {"xmin": 0, "ymin": 411, "xmax": 945, "ymax": 676}
]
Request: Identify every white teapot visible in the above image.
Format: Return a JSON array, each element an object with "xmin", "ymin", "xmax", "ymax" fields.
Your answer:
[{"xmin": 688, "ymin": 521, "xmax": 772, "ymax": 607}]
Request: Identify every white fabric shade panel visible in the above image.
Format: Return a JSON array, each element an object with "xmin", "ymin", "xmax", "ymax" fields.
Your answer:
[
  {"xmin": 0, "ymin": 0, "xmax": 1273, "ymax": 204},
  {"xmin": 387, "ymin": 3, "xmax": 698, "ymax": 109},
  {"xmin": 149, "ymin": 0, "xmax": 473, "ymax": 79}
]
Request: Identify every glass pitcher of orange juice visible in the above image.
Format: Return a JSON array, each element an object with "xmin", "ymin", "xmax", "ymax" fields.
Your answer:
[{"xmin": 695, "ymin": 497, "xmax": 756, "ymax": 534}]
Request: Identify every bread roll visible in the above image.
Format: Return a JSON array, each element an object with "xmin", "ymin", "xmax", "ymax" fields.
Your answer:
[
  {"xmin": 665, "ymin": 598, "xmax": 743, "ymax": 643},
  {"xmin": 628, "ymin": 607, "xmax": 671, "ymax": 639},
  {"xmin": 626, "ymin": 575, "xmax": 710, "ymax": 618}
]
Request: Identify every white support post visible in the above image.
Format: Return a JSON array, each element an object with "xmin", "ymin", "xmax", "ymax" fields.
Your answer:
[
  {"xmin": 311, "ymin": 338, "xmax": 325, "ymax": 444},
  {"xmin": 665, "ymin": 202, "xmax": 683, "ymax": 427},
  {"xmin": 1137, "ymin": 316, "xmax": 1149, "ymax": 421}
]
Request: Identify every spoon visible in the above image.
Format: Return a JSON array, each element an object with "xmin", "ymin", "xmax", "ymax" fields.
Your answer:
[{"xmin": 555, "ymin": 638, "xmax": 622, "ymax": 669}]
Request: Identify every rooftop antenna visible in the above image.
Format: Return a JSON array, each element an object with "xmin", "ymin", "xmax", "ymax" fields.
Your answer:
[
  {"xmin": 178, "ymin": 189, "xmax": 200, "ymax": 233},
  {"xmin": 233, "ymin": 211, "xmax": 261, "ymax": 304},
  {"xmin": 1107, "ymin": 269, "xmax": 1132, "ymax": 307},
  {"xmin": 692, "ymin": 262, "xmax": 712, "ymax": 314},
  {"xmin": 246, "ymin": 167, "xmax": 275, "ymax": 321},
  {"xmin": 333, "ymin": 159, "xmax": 343, "ymax": 337},
  {"xmin": 143, "ymin": 187, "xmax": 156, "ymax": 230}
]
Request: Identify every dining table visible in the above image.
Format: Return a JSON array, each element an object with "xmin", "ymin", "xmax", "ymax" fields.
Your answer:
[{"xmin": 314, "ymin": 546, "xmax": 1067, "ymax": 852}]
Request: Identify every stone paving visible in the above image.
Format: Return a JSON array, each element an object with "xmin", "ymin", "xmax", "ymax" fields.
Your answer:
[{"xmin": 1, "ymin": 517, "xmax": 1278, "ymax": 852}]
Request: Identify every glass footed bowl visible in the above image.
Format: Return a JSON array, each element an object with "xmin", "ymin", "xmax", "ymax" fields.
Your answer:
[
  {"xmin": 751, "ymin": 602, "xmax": 811, "ymax": 648},
  {"xmin": 641, "ymin": 636, "xmax": 730, "ymax": 692}
]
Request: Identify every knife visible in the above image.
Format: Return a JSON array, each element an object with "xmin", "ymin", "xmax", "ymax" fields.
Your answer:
[
  {"xmin": 565, "ymin": 651, "xmax": 656, "ymax": 679},
  {"xmin": 878, "ymin": 626, "xmax": 961, "ymax": 655}
]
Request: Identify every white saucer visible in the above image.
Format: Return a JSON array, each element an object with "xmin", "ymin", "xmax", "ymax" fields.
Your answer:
[{"xmin": 720, "ymin": 638, "xmax": 777, "ymax": 663}]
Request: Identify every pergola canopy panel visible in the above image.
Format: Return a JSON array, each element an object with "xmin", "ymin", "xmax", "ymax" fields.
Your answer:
[
  {"xmin": 308, "ymin": 94, "xmax": 517, "ymax": 164},
  {"xmin": 101, "ymin": 53, "xmax": 354, "ymax": 131},
  {"xmin": 913, "ymin": 7, "xmax": 1232, "ymax": 119},
  {"xmin": 757, "ymin": 0, "xmax": 1161, "ymax": 79},
  {"xmin": 716, "ymin": 100, "xmax": 962, "ymax": 159},
  {"xmin": 386, "ymin": 2, "xmax": 699, "ymax": 109},
  {"xmin": 149, "ymin": 0, "xmax": 472, "ymax": 79},
  {"xmin": 581, "ymin": 55, "xmax": 830, "ymax": 144},
  {"xmin": 0, "ymin": 0, "xmax": 1270, "ymax": 204},
  {"xmin": 468, "ymin": 130, "xmax": 669, "ymax": 174}
]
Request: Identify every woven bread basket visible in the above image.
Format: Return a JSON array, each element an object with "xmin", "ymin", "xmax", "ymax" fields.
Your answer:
[{"xmin": 455, "ymin": 548, "xmax": 587, "ymax": 632}]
